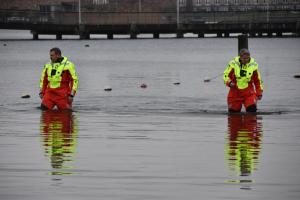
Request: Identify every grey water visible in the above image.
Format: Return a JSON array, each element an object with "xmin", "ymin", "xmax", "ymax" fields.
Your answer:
[{"xmin": 0, "ymin": 31, "xmax": 300, "ymax": 200}]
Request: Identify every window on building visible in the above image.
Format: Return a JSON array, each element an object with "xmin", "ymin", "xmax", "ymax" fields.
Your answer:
[
  {"xmin": 179, "ymin": 0, "xmax": 186, "ymax": 6},
  {"xmin": 93, "ymin": 0, "xmax": 109, "ymax": 5},
  {"xmin": 195, "ymin": 0, "xmax": 202, "ymax": 6}
]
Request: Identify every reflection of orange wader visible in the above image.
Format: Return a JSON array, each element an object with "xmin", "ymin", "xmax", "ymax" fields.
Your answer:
[
  {"xmin": 41, "ymin": 110, "xmax": 73, "ymax": 135},
  {"xmin": 40, "ymin": 57, "xmax": 78, "ymax": 110},
  {"xmin": 228, "ymin": 114, "xmax": 262, "ymax": 143},
  {"xmin": 224, "ymin": 56, "xmax": 263, "ymax": 112}
]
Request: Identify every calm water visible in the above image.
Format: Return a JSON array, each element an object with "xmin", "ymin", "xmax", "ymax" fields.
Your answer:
[{"xmin": 1, "ymin": 32, "xmax": 300, "ymax": 200}]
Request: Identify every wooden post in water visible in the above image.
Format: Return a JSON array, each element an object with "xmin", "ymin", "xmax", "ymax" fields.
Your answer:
[
  {"xmin": 56, "ymin": 34, "xmax": 62, "ymax": 40},
  {"xmin": 153, "ymin": 33, "xmax": 159, "ymax": 39},
  {"xmin": 130, "ymin": 23, "xmax": 137, "ymax": 39},
  {"xmin": 198, "ymin": 33, "xmax": 204, "ymax": 38},
  {"xmin": 107, "ymin": 33, "xmax": 113, "ymax": 40},
  {"xmin": 31, "ymin": 31, "xmax": 38, "ymax": 40},
  {"xmin": 238, "ymin": 34, "xmax": 248, "ymax": 53}
]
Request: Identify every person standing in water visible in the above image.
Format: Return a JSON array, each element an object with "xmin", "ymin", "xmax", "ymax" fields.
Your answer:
[
  {"xmin": 39, "ymin": 47, "xmax": 78, "ymax": 110},
  {"xmin": 223, "ymin": 49, "xmax": 263, "ymax": 113}
]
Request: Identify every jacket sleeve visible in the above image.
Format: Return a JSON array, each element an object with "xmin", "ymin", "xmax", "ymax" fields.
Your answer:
[
  {"xmin": 39, "ymin": 65, "xmax": 48, "ymax": 95},
  {"xmin": 223, "ymin": 62, "xmax": 235, "ymax": 87},
  {"xmin": 68, "ymin": 62, "xmax": 78, "ymax": 96},
  {"xmin": 252, "ymin": 69, "xmax": 263, "ymax": 96}
]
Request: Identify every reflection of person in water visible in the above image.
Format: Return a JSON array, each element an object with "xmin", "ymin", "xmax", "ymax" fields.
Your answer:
[
  {"xmin": 225, "ymin": 114, "xmax": 263, "ymax": 178},
  {"xmin": 40, "ymin": 110, "xmax": 77, "ymax": 175}
]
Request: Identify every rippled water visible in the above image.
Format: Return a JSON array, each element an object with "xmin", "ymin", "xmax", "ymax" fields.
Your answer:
[{"xmin": 1, "ymin": 32, "xmax": 300, "ymax": 199}]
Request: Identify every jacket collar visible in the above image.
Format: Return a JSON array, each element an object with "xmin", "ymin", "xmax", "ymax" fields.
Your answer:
[
  {"xmin": 52, "ymin": 56, "xmax": 67, "ymax": 64},
  {"xmin": 234, "ymin": 56, "xmax": 254, "ymax": 65}
]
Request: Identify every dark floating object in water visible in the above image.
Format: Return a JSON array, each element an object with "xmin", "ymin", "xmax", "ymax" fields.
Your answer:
[
  {"xmin": 173, "ymin": 82, "xmax": 180, "ymax": 85},
  {"xmin": 294, "ymin": 74, "xmax": 300, "ymax": 78},
  {"xmin": 3, "ymin": 43, "xmax": 7, "ymax": 46},
  {"xmin": 21, "ymin": 94, "xmax": 31, "ymax": 98},
  {"xmin": 203, "ymin": 77, "xmax": 211, "ymax": 82},
  {"xmin": 140, "ymin": 83, "xmax": 147, "ymax": 88},
  {"xmin": 104, "ymin": 86, "xmax": 112, "ymax": 91},
  {"xmin": 85, "ymin": 44, "xmax": 90, "ymax": 47}
]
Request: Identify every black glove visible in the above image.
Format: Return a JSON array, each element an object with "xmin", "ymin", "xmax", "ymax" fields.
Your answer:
[
  {"xmin": 68, "ymin": 94, "xmax": 74, "ymax": 103},
  {"xmin": 257, "ymin": 95, "xmax": 262, "ymax": 100},
  {"xmin": 229, "ymin": 81, "xmax": 235, "ymax": 88}
]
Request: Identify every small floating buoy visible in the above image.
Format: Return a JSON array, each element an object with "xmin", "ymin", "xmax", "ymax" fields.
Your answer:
[
  {"xmin": 21, "ymin": 94, "xmax": 31, "ymax": 99},
  {"xmin": 3, "ymin": 43, "xmax": 7, "ymax": 46},
  {"xmin": 294, "ymin": 74, "xmax": 300, "ymax": 79},
  {"xmin": 85, "ymin": 44, "xmax": 90, "ymax": 47},
  {"xmin": 104, "ymin": 86, "xmax": 112, "ymax": 91},
  {"xmin": 173, "ymin": 82, "xmax": 180, "ymax": 85},
  {"xmin": 140, "ymin": 83, "xmax": 147, "ymax": 88}
]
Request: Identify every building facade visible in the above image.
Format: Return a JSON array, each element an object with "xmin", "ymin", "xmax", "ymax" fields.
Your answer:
[
  {"xmin": 0, "ymin": 0, "xmax": 299, "ymax": 12},
  {"xmin": 191, "ymin": 0, "xmax": 300, "ymax": 11}
]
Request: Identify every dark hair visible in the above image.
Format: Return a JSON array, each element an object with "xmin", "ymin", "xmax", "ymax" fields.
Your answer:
[
  {"xmin": 50, "ymin": 47, "xmax": 61, "ymax": 55},
  {"xmin": 239, "ymin": 48, "xmax": 250, "ymax": 56}
]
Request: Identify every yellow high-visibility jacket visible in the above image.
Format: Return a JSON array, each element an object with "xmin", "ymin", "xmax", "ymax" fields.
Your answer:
[
  {"xmin": 223, "ymin": 56, "xmax": 263, "ymax": 96},
  {"xmin": 40, "ymin": 57, "xmax": 78, "ymax": 96}
]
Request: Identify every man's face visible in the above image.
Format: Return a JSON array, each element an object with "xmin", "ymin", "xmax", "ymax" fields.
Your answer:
[
  {"xmin": 240, "ymin": 53, "xmax": 250, "ymax": 65},
  {"xmin": 50, "ymin": 51, "xmax": 60, "ymax": 62}
]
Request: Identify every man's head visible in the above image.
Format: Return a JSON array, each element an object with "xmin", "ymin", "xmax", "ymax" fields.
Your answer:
[
  {"xmin": 50, "ymin": 47, "xmax": 62, "ymax": 63},
  {"xmin": 239, "ymin": 48, "xmax": 250, "ymax": 65}
]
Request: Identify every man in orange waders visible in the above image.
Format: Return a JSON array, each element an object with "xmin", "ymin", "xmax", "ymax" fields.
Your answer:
[
  {"xmin": 39, "ymin": 48, "xmax": 78, "ymax": 110},
  {"xmin": 223, "ymin": 49, "xmax": 263, "ymax": 113}
]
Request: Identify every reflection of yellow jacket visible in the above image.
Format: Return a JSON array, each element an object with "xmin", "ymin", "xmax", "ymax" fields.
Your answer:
[
  {"xmin": 223, "ymin": 56, "xmax": 263, "ymax": 96},
  {"xmin": 226, "ymin": 131, "xmax": 258, "ymax": 175},
  {"xmin": 40, "ymin": 57, "xmax": 78, "ymax": 96},
  {"xmin": 40, "ymin": 111, "xmax": 78, "ymax": 171},
  {"xmin": 225, "ymin": 114, "xmax": 263, "ymax": 176}
]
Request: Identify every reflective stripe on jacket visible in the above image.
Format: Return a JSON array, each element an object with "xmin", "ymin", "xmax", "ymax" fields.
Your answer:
[
  {"xmin": 40, "ymin": 57, "xmax": 78, "ymax": 95},
  {"xmin": 223, "ymin": 56, "xmax": 263, "ymax": 96}
]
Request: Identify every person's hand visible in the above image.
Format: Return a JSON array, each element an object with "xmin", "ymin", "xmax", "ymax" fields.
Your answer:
[
  {"xmin": 229, "ymin": 81, "xmax": 235, "ymax": 88},
  {"xmin": 257, "ymin": 95, "xmax": 262, "ymax": 100},
  {"xmin": 39, "ymin": 92, "xmax": 43, "ymax": 99},
  {"xmin": 68, "ymin": 95, "xmax": 74, "ymax": 103}
]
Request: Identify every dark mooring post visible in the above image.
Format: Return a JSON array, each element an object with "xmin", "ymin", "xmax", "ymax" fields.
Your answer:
[
  {"xmin": 31, "ymin": 31, "xmax": 38, "ymax": 40},
  {"xmin": 107, "ymin": 33, "xmax": 113, "ymax": 40},
  {"xmin": 56, "ymin": 34, "xmax": 62, "ymax": 40},
  {"xmin": 238, "ymin": 34, "xmax": 248, "ymax": 53}
]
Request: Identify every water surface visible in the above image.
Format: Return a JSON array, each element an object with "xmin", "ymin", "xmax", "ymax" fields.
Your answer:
[{"xmin": 0, "ymin": 34, "xmax": 300, "ymax": 199}]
